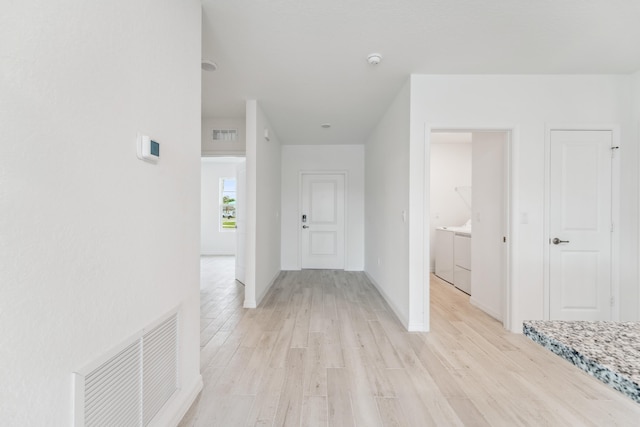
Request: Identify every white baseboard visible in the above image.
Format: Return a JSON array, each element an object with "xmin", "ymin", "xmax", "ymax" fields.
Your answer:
[
  {"xmin": 256, "ymin": 271, "xmax": 280, "ymax": 306},
  {"xmin": 470, "ymin": 297, "xmax": 502, "ymax": 322},
  {"xmin": 407, "ymin": 321, "xmax": 426, "ymax": 332},
  {"xmin": 164, "ymin": 374, "xmax": 203, "ymax": 427},
  {"xmin": 364, "ymin": 272, "xmax": 410, "ymax": 330}
]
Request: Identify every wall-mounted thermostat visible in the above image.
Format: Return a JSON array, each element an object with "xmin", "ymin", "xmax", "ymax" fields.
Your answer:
[{"xmin": 137, "ymin": 133, "xmax": 160, "ymax": 163}]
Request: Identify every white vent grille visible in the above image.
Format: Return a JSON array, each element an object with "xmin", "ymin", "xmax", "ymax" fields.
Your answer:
[
  {"xmin": 75, "ymin": 311, "xmax": 179, "ymax": 427},
  {"xmin": 142, "ymin": 315, "xmax": 178, "ymax": 425},
  {"xmin": 212, "ymin": 129, "xmax": 237, "ymax": 141},
  {"xmin": 85, "ymin": 341, "xmax": 141, "ymax": 426}
]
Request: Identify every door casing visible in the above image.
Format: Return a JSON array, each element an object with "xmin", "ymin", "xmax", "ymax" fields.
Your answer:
[{"xmin": 425, "ymin": 125, "xmax": 514, "ymax": 332}]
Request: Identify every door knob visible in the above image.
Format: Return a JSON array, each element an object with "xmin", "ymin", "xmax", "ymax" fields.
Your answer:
[
  {"xmin": 303, "ymin": 225, "xmax": 309, "ymax": 229},
  {"xmin": 552, "ymin": 237, "xmax": 569, "ymax": 245}
]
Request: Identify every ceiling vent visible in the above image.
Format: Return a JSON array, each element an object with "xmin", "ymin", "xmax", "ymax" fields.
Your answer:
[{"xmin": 212, "ymin": 129, "xmax": 237, "ymax": 141}]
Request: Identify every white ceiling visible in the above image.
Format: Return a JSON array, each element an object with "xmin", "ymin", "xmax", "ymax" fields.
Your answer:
[{"xmin": 201, "ymin": 0, "xmax": 640, "ymax": 145}]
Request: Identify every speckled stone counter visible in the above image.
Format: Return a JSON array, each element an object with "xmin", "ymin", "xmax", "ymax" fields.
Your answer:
[{"xmin": 523, "ymin": 320, "xmax": 640, "ymax": 403}]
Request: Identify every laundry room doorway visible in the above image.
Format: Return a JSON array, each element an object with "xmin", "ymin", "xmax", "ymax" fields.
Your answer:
[{"xmin": 429, "ymin": 129, "xmax": 511, "ymax": 328}]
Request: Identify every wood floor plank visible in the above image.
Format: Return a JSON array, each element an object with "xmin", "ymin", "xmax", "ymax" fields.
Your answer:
[
  {"xmin": 194, "ymin": 395, "xmax": 254, "ymax": 427},
  {"xmin": 232, "ymin": 331, "xmax": 278, "ymax": 395},
  {"xmin": 368, "ymin": 320, "xmax": 403, "ymax": 369},
  {"xmin": 244, "ymin": 367, "xmax": 286, "ymax": 426},
  {"xmin": 323, "ymin": 317, "xmax": 345, "ymax": 368},
  {"xmin": 326, "ymin": 368, "xmax": 354, "ymax": 427},
  {"xmin": 385, "ymin": 368, "xmax": 437, "ymax": 427},
  {"xmin": 273, "ymin": 348, "xmax": 307, "ymax": 427},
  {"xmin": 301, "ymin": 396, "xmax": 328, "ymax": 427},
  {"xmin": 376, "ymin": 397, "xmax": 409, "ymax": 427},
  {"xmin": 181, "ymin": 258, "xmax": 640, "ymax": 427},
  {"xmin": 303, "ymin": 332, "xmax": 328, "ymax": 396}
]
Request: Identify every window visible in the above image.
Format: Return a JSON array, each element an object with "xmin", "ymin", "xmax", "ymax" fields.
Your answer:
[{"xmin": 220, "ymin": 178, "xmax": 236, "ymax": 231}]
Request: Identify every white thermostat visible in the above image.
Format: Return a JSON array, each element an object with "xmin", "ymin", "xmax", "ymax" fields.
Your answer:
[{"xmin": 137, "ymin": 133, "xmax": 160, "ymax": 163}]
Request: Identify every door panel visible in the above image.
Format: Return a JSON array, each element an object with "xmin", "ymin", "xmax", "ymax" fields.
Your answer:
[
  {"xmin": 470, "ymin": 131, "xmax": 508, "ymax": 320},
  {"xmin": 549, "ymin": 130, "xmax": 612, "ymax": 320},
  {"xmin": 301, "ymin": 173, "xmax": 345, "ymax": 269}
]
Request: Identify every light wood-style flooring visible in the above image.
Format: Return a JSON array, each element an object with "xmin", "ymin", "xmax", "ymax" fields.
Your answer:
[{"xmin": 180, "ymin": 256, "xmax": 640, "ymax": 426}]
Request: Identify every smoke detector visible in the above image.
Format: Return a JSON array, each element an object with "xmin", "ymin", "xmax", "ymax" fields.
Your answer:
[{"xmin": 367, "ymin": 53, "xmax": 382, "ymax": 65}]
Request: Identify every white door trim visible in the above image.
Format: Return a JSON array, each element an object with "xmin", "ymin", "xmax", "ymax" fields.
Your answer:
[
  {"xmin": 425, "ymin": 124, "xmax": 516, "ymax": 332},
  {"xmin": 543, "ymin": 124, "xmax": 621, "ymax": 321},
  {"xmin": 298, "ymin": 170, "xmax": 348, "ymax": 270}
]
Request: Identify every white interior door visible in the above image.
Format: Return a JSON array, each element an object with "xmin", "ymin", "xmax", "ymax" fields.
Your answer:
[
  {"xmin": 235, "ymin": 160, "xmax": 246, "ymax": 284},
  {"xmin": 549, "ymin": 130, "xmax": 612, "ymax": 320},
  {"xmin": 471, "ymin": 131, "xmax": 507, "ymax": 320},
  {"xmin": 301, "ymin": 173, "xmax": 345, "ymax": 269}
]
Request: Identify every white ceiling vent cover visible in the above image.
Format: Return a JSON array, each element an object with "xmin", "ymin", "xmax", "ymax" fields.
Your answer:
[
  {"xmin": 212, "ymin": 129, "xmax": 237, "ymax": 141},
  {"xmin": 74, "ymin": 311, "xmax": 179, "ymax": 427}
]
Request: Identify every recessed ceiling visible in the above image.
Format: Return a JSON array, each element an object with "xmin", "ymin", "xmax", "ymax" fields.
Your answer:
[{"xmin": 201, "ymin": 0, "xmax": 640, "ymax": 145}]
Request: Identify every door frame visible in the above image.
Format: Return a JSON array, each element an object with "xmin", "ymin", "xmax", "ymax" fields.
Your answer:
[
  {"xmin": 425, "ymin": 124, "xmax": 515, "ymax": 331},
  {"xmin": 543, "ymin": 124, "xmax": 621, "ymax": 320},
  {"xmin": 298, "ymin": 170, "xmax": 348, "ymax": 269}
]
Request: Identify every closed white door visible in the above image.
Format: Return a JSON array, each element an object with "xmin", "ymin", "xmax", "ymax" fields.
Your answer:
[
  {"xmin": 549, "ymin": 130, "xmax": 612, "ymax": 320},
  {"xmin": 301, "ymin": 173, "xmax": 345, "ymax": 269},
  {"xmin": 235, "ymin": 160, "xmax": 246, "ymax": 284}
]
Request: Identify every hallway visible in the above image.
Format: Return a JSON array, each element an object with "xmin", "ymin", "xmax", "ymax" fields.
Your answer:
[{"xmin": 180, "ymin": 257, "xmax": 640, "ymax": 426}]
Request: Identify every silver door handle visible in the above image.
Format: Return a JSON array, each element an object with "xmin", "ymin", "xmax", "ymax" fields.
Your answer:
[
  {"xmin": 302, "ymin": 225, "xmax": 309, "ymax": 229},
  {"xmin": 552, "ymin": 237, "xmax": 569, "ymax": 245}
]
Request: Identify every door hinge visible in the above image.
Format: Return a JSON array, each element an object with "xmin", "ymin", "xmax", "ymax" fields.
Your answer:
[
  {"xmin": 611, "ymin": 223, "xmax": 614, "ymax": 233},
  {"xmin": 610, "ymin": 296, "xmax": 615, "ymax": 306},
  {"xmin": 611, "ymin": 146, "xmax": 619, "ymax": 158},
  {"xmin": 503, "ymin": 236, "xmax": 506, "ymax": 243}
]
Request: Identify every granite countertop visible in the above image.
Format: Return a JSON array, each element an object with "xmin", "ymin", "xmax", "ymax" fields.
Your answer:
[{"xmin": 523, "ymin": 320, "xmax": 640, "ymax": 403}]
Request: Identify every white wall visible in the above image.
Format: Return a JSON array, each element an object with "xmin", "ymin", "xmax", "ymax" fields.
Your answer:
[
  {"xmin": 633, "ymin": 71, "xmax": 640, "ymax": 322},
  {"xmin": 429, "ymin": 135, "xmax": 472, "ymax": 271},
  {"xmin": 281, "ymin": 145, "xmax": 365, "ymax": 271},
  {"xmin": 0, "ymin": 1, "xmax": 202, "ymax": 425},
  {"xmin": 202, "ymin": 117, "xmax": 246, "ymax": 156},
  {"xmin": 410, "ymin": 74, "xmax": 638, "ymax": 332},
  {"xmin": 201, "ymin": 159, "xmax": 240, "ymax": 255},
  {"xmin": 365, "ymin": 80, "xmax": 412, "ymax": 328},
  {"xmin": 245, "ymin": 100, "xmax": 282, "ymax": 307}
]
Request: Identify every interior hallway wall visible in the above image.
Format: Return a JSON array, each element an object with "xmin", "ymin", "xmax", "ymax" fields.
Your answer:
[
  {"xmin": 365, "ymin": 80, "xmax": 412, "ymax": 329},
  {"xmin": 632, "ymin": 70, "xmax": 640, "ymax": 320},
  {"xmin": 281, "ymin": 145, "xmax": 365, "ymax": 271},
  {"xmin": 0, "ymin": 1, "xmax": 202, "ymax": 424},
  {"xmin": 245, "ymin": 100, "xmax": 282, "ymax": 307},
  {"xmin": 410, "ymin": 74, "xmax": 638, "ymax": 331}
]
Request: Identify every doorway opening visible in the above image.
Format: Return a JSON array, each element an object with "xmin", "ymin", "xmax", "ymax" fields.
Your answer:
[
  {"xmin": 200, "ymin": 156, "xmax": 247, "ymax": 286},
  {"xmin": 428, "ymin": 129, "xmax": 512, "ymax": 330}
]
